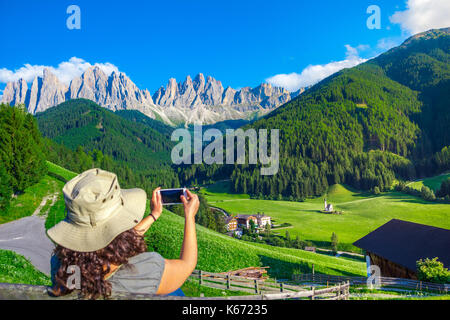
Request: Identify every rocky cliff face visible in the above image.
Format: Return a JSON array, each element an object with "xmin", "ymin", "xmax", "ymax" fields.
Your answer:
[
  {"xmin": 1, "ymin": 67, "xmax": 299, "ymax": 125},
  {"xmin": 153, "ymin": 74, "xmax": 291, "ymax": 111}
]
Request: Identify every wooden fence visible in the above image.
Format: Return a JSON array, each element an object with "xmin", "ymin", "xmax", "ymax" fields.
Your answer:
[
  {"xmin": 292, "ymin": 273, "xmax": 449, "ymax": 293},
  {"xmin": 189, "ymin": 270, "xmax": 349, "ymax": 300}
]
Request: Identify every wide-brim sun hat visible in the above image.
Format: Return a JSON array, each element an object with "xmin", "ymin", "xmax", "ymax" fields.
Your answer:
[{"xmin": 47, "ymin": 168, "xmax": 147, "ymax": 252}]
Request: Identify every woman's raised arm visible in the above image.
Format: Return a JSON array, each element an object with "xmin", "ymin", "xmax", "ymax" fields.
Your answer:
[
  {"xmin": 156, "ymin": 190, "xmax": 199, "ymax": 295},
  {"xmin": 134, "ymin": 187, "xmax": 162, "ymax": 236}
]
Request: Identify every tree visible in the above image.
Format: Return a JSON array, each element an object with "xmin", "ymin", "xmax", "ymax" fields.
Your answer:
[
  {"xmin": 331, "ymin": 232, "xmax": 338, "ymax": 254},
  {"xmin": 0, "ymin": 163, "xmax": 12, "ymax": 212},
  {"xmin": 436, "ymin": 178, "xmax": 450, "ymax": 198},
  {"xmin": 285, "ymin": 230, "xmax": 291, "ymax": 245},
  {"xmin": 416, "ymin": 257, "xmax": 450, "ymax": 284},
  {"xmin": 0, "ymin": 104, "xmax": 47, "ymax": 193},
  {"xmin": 264, "ymin": 222, "xmax": 271, "ymax": 237},
  {"xmin": 420, "ymin": 186, "xmax": 436, "ymax": 201},
  {"xmin": 249, "ymin": 219, "xmax": 256, "ymax": 234},
  {"xmin": 373, "ymin": 186, "xmax": 380, "ymax": 195}
]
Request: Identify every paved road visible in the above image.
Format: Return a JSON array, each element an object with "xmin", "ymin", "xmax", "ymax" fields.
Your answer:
[{"xmin": 0, "ymin": 194, "xmax": 58, "ymax": 276}]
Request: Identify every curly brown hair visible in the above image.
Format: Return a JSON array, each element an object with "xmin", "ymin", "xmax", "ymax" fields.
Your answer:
[{"xmin": 51, "ymin": 228, "xmax": 147, "ymax": 299}]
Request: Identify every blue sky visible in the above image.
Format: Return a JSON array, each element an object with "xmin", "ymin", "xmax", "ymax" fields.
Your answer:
[{"xmin": 0, "ymin": 0, "xmax": 449, "ymax": 95}]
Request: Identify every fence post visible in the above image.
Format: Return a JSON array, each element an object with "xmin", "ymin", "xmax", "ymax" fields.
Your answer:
[
  {"xmin": 310, "ymin": 286, "xmax": 315, "ymax": 300},
  {"xmin": 226, "ymin": 274, "xmax": 230, "ymax": 290},
  {"xmin": 280, "ymin": 282, "xmax": 284, "ymax": 293},
  {"xmin": 254, "ymin": 280, "xmax": 259, "ymax": 294},
  {"xmin": 337, "ymin": 282, "xmax": 341, "ymax": 299},
  {"xmin": 199, "ymin": 270, "xmax": 203, "ymax": 286}
]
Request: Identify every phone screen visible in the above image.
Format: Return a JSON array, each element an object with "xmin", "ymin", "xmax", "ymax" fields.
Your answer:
[{"xmin": 160, "ymin": 189, "xmax": 185, "ymax": 205}]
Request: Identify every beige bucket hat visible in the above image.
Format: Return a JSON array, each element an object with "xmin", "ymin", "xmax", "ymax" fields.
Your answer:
[{"xmin": 47, "ymin": 168, "xmax": 147, "ymax": 252}]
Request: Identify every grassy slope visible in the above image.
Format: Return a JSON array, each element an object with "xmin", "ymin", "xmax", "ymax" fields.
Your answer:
[
  {"xmin": 146, "ymin": 208, "xmax": 366, "ymax": 278},
  {"xmin": 202, "ymin": 182, "xmax": 450, "ymax": 249},
  {"xmin": 46, "ymin": 161, "xmax": 78, "ymax": 181},
  {"xmin": 0, "ymin": 249, "xmax": 51, "ymax": 285},
  {"xmin": 0, "ymin": 175, "xmax": 62, "ymax": 225},
  {"xmin": 407, "ymin": 173, "xmax": 450, "ymax": 192},
  {"xmin": 0, "ymin": 161, "xmax": 77, "ymax": 225}
]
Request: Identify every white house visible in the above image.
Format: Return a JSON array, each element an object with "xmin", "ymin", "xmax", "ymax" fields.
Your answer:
[
  {"xmin": 324, "ymin": 199, "xmax": 333, "ymax": 212},
  {"xmin": 255, "ymin": 213, "xmax": 271, "ymax": 228}
]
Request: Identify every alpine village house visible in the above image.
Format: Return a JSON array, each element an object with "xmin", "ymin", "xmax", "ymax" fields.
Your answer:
[{"xmin": 225, "ymin": 214, "xmax": 272, "ymax": 236}]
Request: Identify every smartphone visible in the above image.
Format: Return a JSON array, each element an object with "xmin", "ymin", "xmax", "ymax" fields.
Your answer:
[{"xmin": 158, "ymin": 188, "xmax": 188, "ymax": 205}]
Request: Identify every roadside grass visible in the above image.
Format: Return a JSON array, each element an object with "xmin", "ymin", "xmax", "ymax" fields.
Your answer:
[
  {"xmin": 0, "ymin": 175, "xmax": 62, "ymax": 224},
  {"xmin": 407, "ymin": 173, "xmax": 450, "ymax": 192},
  {"xmin": 203, "ymin": 182, "xmax": 450, "ymax": 251},
  {"xmin": 0, "ymin": 249, "xmax": 51, "ymax": 286},
  {"xmin": 45, "ymin": 191, "xmax": 66, "ymax": 230},
  {"xmin": 0, "ymin": 161, "xmax": 73, "ymax": 225},
  {"xmin": 46, "ymin": 161, "xmax": 77, "ymax": 181}
]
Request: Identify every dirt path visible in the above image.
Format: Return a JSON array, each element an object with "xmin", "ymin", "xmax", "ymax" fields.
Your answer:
[{"xmin": 0, "ymin": 190, "xmax": 59, "ymax": 275}]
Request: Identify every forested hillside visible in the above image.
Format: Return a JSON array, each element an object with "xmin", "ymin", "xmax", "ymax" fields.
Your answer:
[
  {"xmin": 181, "ymin": 28, "xmax": 450, "ymax": 199},
  {"xmin": 35, "ymin": 99, "xmax": 180, "ymax": 191}
]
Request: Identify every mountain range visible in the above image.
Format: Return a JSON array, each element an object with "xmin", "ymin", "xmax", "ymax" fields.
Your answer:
[{"xmin": 1, "ymin": 67, "xmax": 299, "ymax": 125}]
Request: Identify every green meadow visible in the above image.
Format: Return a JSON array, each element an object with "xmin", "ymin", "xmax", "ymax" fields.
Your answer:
[
  {"xmin": 202, "ymin": 181, "xmax": 450, "ymax": 250},
  {"xmin": 407, "ymin": 173, "xmax": 450, "ymax": 192}
]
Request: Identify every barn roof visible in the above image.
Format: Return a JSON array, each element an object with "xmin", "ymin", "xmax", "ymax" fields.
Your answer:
[
  {"xmin": 236, "ymin": 214, "xmax": 255, "ymax": 219},
  {"xmin": 224, "ymin": 216, "xmax": 236, "ymax": 224},
  {"xmin": 353, "ymin": 219, "xmax": 450, "ymax": 272}
]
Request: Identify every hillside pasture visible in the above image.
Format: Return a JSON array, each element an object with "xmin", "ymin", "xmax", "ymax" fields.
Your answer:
[
  {"xmin": 407, "ymin": 173, "xmax": 450, "ymax": 192},
  {"xmin": 202, "ymin": 182, "xmax": 450, "ymax": 250}
]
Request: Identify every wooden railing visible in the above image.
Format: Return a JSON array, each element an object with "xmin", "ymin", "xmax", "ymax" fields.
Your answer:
[
  {"xmin": 189, "ymin": 270, "xmax": 349, "ymax": 300},
  {"xmin": 292, "ymin": 273, "xmax": 449, "ymax": 293}
]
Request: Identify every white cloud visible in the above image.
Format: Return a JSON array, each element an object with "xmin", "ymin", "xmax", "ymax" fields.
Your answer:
[
  {"xmin": 376, "ymin": 37, "xmax": 404, "ymax": 51},
  {"xmin": 266, "ymin": 45, "xmax": 368, "ymax": 92},
  {"xmin": 390, "ymin": 0, "xmax": 450, "ymax": 35},
  {"xmin": 0, "ymin": 57, "xmax": 120, "ymax": 85}
]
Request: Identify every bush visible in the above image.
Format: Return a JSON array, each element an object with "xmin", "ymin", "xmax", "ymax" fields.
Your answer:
[
  {"xmin": 420, "ymin": 186, "xmax": 436, "ymax": 201},
  {"xmin": 416, "ymin": 257, "xmax": 450, "ymax": 284},
  {"xmin": 331, "ymin": 232, "xmax": 338, "ymax": 254},
  {"xmin": 436, "ymin": 178, "xmax": 450, "ymax": 198}
]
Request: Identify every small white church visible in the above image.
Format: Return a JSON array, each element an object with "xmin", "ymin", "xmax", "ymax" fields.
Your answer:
[{"xmin": 324, "ymin": 199, "xmax": 333, "ymax": 212}]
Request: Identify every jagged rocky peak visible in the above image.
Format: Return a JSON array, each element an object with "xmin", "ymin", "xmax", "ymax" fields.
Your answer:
[
  {"xmin": 2, "ymin": 68, "xmax": 301, "ymax": 125},
  {"xmin": 2, "ymin": 78, "xmax": 28, "ymax": 106}
]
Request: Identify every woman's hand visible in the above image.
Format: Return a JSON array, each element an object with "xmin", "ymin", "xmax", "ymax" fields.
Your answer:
[
  {"xmin": 134, "ymin": 187, "xmax": 162, "ymax": 236},
  {"xmin": 151, "ymin": 187, "xmax": 163, "ymax": 220},
  {"xmin": 180, "ymin": 189, "xmax": 199, "ymax": 221}
]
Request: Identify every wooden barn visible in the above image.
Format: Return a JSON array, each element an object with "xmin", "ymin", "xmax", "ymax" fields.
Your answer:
[{"xmin": 353, "ymin": 219, "xmax": 450, "ymax": 279}]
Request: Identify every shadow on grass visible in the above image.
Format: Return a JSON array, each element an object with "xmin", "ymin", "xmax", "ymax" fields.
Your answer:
[
  {"xmin": 258, "ymin": 255, "xmax": 364, "ymax": 279},
  {"xmin": 258, "ymin": 255, "xmax": 311, "ymax": 279},
  {"xmin": 381, "ymin": 192, "xmax": 445, "ymax": 205}
]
